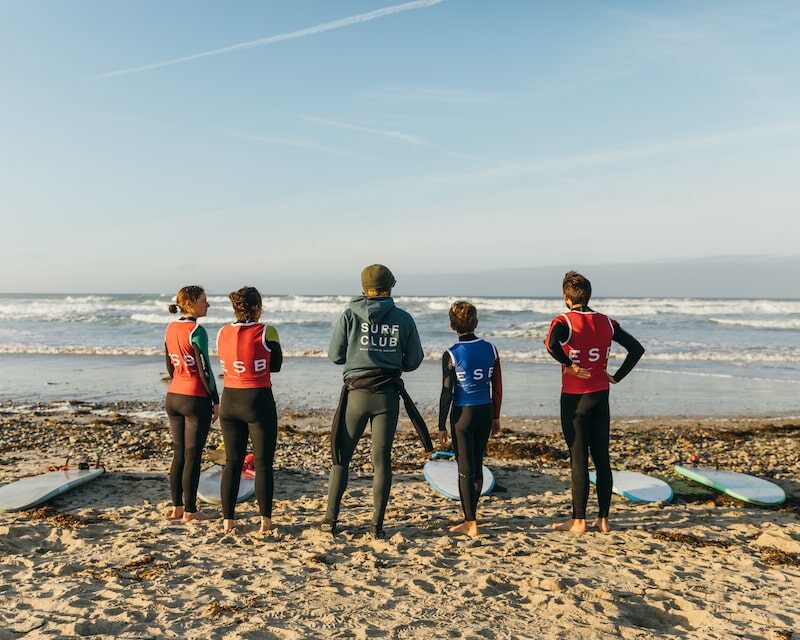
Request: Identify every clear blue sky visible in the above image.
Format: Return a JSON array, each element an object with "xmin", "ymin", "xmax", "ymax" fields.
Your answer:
[{"xmin": 1, "ymin": 0, "xmax": 799, "ymax": 293}]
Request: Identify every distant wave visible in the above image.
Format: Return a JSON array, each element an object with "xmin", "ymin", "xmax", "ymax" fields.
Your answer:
[
  {"xmin": 3, "ymin": 294, "xmax": 800, "ymax": 323},
  {"xmin": 0, "ymin": 345, "xmax": 163, "ymax": 356},
  {"xmin": 710, "ymin": 317, "xmax": 800, "ymax": 330},
  {"xmin": 3, "ymin": 344, "xmax": 798, "ymax": 365},
  {"xmin": 129, "ymin": 313, "xmax": 334, "ymax": 327},
  {"xmin": 484, "ymin": 322, "xmax": 552, "ymax": 339}
]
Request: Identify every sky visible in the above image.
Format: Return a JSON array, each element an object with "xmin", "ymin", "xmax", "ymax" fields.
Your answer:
[{"xmin": 1, "ymin": 0, "xmax": 799, "ymax": 295}]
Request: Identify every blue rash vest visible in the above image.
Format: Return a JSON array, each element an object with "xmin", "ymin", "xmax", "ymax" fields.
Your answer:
[{"xmin": 447, "ymin": 338, "xmax": 498, "ymax": 407}]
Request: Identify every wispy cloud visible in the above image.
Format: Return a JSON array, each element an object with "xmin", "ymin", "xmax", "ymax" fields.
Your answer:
[
  {"xmin": 90, "ymin": 0, "xmax": 444, "ymax": 80},
  {"xmin": 300, "ymin": 114, "xmax": 432, "ymax": 146},
  {"xmin": 301, "ymin": 113, "xmax": 482, "ymax": 161},
  {"xmin": 468, "ymin": 118, "xmax": 800, "ymax": 181},
  {"xmin": 224, "ymin": 129, "xmax": 362, "ymax": 158},
  {"xmin": 359, "ymin": 86, "xmax": 512, "ymax": 104}
]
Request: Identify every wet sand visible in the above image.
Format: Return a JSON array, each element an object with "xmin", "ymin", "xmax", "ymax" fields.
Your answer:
[{"xmin": 0, "ymin": 402, "xmax": 798, "ymax": 639}]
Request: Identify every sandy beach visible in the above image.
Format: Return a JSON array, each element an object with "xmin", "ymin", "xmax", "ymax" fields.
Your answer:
[{"xmin": 0, "ymin": 403, "xmax": 797, "ymax": 639}]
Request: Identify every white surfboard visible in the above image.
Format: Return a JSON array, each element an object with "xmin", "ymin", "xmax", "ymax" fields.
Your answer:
[
  {"xmin": 423, "ymin": 451, "xmax": 495, "ymax": 500},
  {"xmin": 674, "ymin": 465, "xmax": 786, "ymax": 506},
  {"xmin": 589, "ymin": 469, "xmax": 673, "ymax": 503},
  {"xmin": 197, "ymin": 465, "xmax": 255, "ymax": 505},
  {"xmin": 0, "ymin": 466, "xmax": 105, "ymax": 513}
]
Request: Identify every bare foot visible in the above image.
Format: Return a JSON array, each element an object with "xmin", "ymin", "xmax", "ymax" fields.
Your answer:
[
  {"xmin": 449, "ymin": 521, "xmax": 480, "ymax": 538},
  {"xmin": 222, "ymin": 519, "xmax": 235, "ymax": 533},
  {"xmin": 552, "ymin": 518, "xmax": 587, "ymax": 534},
  {"xmin": 182, "ymin": 511, "xmax": 217, "ymax": 522},
  {"xmin": 165, "ymin": 506, "xmax": 184, "ymax": 520},
  {"xmin": 259, "ymin": 517, "xmax": 272, "ymax": 534},
  {"xmin": 591, "ymin": 518, "xmax": 611, "ymax": 533}
]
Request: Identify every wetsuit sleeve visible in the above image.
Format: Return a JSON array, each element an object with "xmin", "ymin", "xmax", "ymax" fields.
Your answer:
[
  {"xmin": 610, "ymin": 321, "xmax": 645, "ymax": 382},
  {"xmin": 190, "ymin": 326, "xmax": 219, "ymax": 404},
  {"xmin": 402, "ymin": 317, "xmax": 424, "ymax": 372},
  {"xmin": 491, "ymin": 355, "xmax": 503, "ymax": 420},
  {"xmin": 265, "ymin": 325, "xmax": 283, "ymax": 372},
  {"xmin": 328, "ymin": 312, "xmax": 350, "ymax": 365},
  {"xmin": 437, "ymin": 352, "xmax": 455, "ymax": 431},
  {"xmin": 545, "ymin": 318, "xmax": 573, "ymax": 367},
  {"xmin": 164, "ymin": 343, "xmax": 174, "ymax": 378}
]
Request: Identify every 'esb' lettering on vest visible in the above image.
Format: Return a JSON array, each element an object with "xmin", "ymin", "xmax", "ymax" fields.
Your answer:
[
  {"xmin": 456, "ymin": 366, "xmax": 494, "ymax": 382},
  {"xmin": 359, "ymin": 323, "xmax": 399, "ymax": 348},
  {"xmin": 169, "ymin": 353, "xmax": 196, "ymax": 368},
  {"xmin": 568, "ymin": 347, "xmax": 612, "ymax": 363},
  {"xmin": 220, "ymin": 359, "xmax": 268, "ymax": 374}
]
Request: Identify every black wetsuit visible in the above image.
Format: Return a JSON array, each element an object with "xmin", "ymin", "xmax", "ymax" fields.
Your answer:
[
  {"xmin": 164, "ymin": 317, "xmax": 219, "ymax": 513},
  {"xmin": 546, "ymin": 308, "xmax": 644, "ymax": 520},
  {"xmin": 438, "ymin": 334, "xmax": 503, "ymax": 522},
  {"xmin": 218, "ymin": 337, "xmax": 283, "ymax": 521}
]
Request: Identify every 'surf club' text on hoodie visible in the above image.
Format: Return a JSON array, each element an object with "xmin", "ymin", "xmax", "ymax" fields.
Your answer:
[{"xmin": 328, "ymin": 296, "xmax": 424, "ymax": 381}]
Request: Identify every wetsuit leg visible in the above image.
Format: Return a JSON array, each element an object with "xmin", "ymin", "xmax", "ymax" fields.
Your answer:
[
  {"xmin": 219, "ymin": 390, "xmax": 250, "ymax": 520},
  {"xmin": 368, "ymin": 392, "xmax": 400, "ymax": 529},
  {"xmin": 166, "ymin": 393, "xmax": 186, "ymax": 508},
  {"xmin": 587, "ymin": 391, "xmax": 612, "ymax": 518},
  {"xmin": 324, "ymin": 389, "xmax": 373, "ymax": 523},
  {"xmin": 560, "ymin": 393, "xmax": 591, "ymax": 520},
  {"xmin": 181, "ymin": 397, "xmax": 212, "ymax": 513},
  {"xmin": 453, "ymin": 403, "xmax": 493, "ymax": 522},
  {"xmin": 247, "ymin": 389, "xmax": 278, "ymax": 518}
]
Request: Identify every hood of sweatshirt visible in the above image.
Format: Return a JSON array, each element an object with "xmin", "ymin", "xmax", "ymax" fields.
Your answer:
[{"xmin": 348, "ymin": 296, "xmax": 397, "ymax": 324}]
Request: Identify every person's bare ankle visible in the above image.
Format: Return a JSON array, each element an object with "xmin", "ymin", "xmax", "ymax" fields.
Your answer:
[{"xmin": 165, "ymin": 506, "xmax": 184, "ymax": 520}]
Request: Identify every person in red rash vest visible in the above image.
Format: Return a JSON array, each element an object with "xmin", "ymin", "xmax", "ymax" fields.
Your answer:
[{"xmin": 545, "ymin": 271, "xmax": 644, "ymax": 534}]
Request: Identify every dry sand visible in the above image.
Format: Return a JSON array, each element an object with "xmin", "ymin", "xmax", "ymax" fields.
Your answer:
[{"xmin": 0, "ymin": 403, "xmax": 798, "ymax": 639}]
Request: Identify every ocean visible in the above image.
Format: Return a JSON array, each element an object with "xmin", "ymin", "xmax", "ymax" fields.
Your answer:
[{"xmin": 1, "ymin": 293, "xmax": 798, "ymax": 417}]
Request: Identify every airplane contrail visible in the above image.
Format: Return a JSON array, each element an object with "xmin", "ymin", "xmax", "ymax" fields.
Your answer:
[{"xmin": 91, "ymin": 0, "xmax": 444, "ymax": 80}]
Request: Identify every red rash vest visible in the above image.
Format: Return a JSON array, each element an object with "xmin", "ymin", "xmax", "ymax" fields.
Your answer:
[
  {"xmin": 546, "ymin": 310, "xmax": 617, "ymax": 394},
  {"xmin": 165, "ymin": 320, "xmax": 210, "ymax": 397},
  {"xmin": 216, "ymin": 323, "xmax": 273, "ymax": 389}
]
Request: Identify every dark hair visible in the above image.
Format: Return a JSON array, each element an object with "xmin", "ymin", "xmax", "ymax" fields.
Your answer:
[
  {"xmin": 229, "ymin": 286, "xmax": 262, "ymax": 323},
  {"xmin": 562, "ymin": 271, "xmax": 591, "ymax": 306},
  {"xmin": 449, "ymin": 301, "xmax": 478, "ymax": 333},
  {"xmin": 169, "ymin": 285, "xmax": 205, "ymax": 314}
]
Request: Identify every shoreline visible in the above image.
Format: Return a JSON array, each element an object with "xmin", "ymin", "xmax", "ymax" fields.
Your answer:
[{"xmin": 1, "ymin": 402, "xmax": 798, "ymax": 638}]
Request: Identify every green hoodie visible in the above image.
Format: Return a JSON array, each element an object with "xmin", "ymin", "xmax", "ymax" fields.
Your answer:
[{"xmin": 328, "ymin": 296, "xmax": 424, "ymax": 381}]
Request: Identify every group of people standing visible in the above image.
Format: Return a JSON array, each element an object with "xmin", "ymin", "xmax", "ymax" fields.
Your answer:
[{"xmin": 163, "ymin": 265, "xmax": 644, "ymax": 539}]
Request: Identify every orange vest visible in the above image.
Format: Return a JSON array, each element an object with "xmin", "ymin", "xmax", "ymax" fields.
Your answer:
[
  {"xmin": 216, "ymin": 323, "xmax": 273, "ymax": 389},
  {"xmin": 165, "ymin": 320, "xmax": 209, "ymax": 397}
]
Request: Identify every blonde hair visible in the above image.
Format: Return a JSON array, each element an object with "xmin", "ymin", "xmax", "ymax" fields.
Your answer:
[
  {"xmin": 449, "ymin": 301, "xmax": 478, "ymax": 333},
  {"xmin": 169, "ymin": 285, "xmax": 205, "ymax": 315}
]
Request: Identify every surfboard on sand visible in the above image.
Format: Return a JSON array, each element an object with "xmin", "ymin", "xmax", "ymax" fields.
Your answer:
[
  {"xmin": 423, "ymin": 451, "xmax": 495, "ymax": 500},
  {"xmin": 0, "ymin": 466, "xmax": 105, "ymax": 513},
  {"xmin": 674, "ymin": 464, "xmax": 786, "ymax": 506},
  {"xmin": 589, "ymin": 469, "xmax": 673, "ymax": 503},
  {"xmin": 197, "ymin": 465, "xmax": 255, "ymax": 505}
]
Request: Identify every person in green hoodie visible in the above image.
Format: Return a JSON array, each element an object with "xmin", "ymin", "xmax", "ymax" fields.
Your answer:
[{"xmin": 322, "ymin": 264, "xmax": 426, "ymax": 539}]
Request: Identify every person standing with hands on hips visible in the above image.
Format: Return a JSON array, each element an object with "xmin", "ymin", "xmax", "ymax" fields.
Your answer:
[
  {"xmin": 438, "ymin": 301, "xmax": 503, "ymax": 539},
  {"xmin": 545, "ymin": 271, "xmax": 644, "ymax": 534}
]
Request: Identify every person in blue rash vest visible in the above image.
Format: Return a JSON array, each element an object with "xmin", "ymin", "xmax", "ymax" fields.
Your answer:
[{"xmin": 438, "ymin": 301, "xmax": 503, "ymax": 538}]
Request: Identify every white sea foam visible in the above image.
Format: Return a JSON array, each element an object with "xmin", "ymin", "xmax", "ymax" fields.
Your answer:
[
  {"xmin": 710, "ymin": 317, "xmax": 800, "ymax": 330},
  {"xmin": 3, "ymin": 294, "xmax": 799, "ymax": 322}
]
